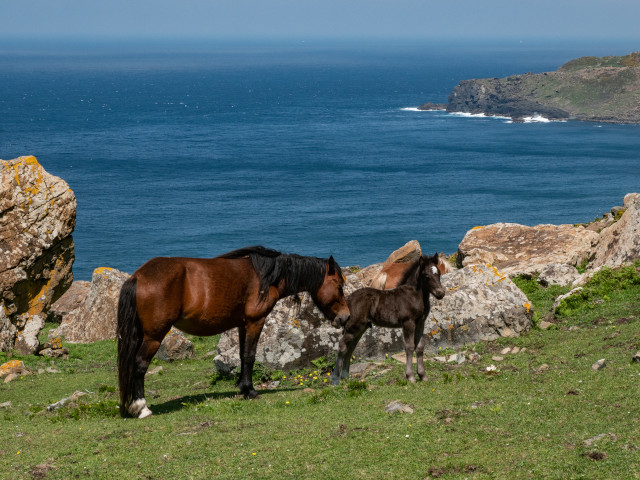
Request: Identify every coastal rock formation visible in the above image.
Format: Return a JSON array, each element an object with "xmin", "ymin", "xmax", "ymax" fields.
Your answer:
[
  {"xmin": 47, "ymin": 280, "xmax": 90, "ymax": 323},
  {"xmin": 50, "ymin": 267, "xmax": 129, "ymax": 343},
  {"xmin": 0, "ymin": 156, "xmax": 76, "ymax": 353},
  {"xmin": 457, "ymin": 223, "xmax": 598, "ymax": 280},
  {"xmin": 444, "ymin": 51, "xmax": 640, "ymax": 123},
  {"xmin": 426, "ymin": 264, "xmax": 532, "ymax": 349},
  {"xmin": 587, "ymin": 193, "xmax": 640, "ymax": 271},
  {"xmin": 214, "ymin": 269, "xmax": 405, "ymax": 373}
]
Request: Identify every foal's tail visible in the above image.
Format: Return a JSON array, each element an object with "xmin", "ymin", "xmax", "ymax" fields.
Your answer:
[{"xmin": 117, "ymin": 276, "xmax": 141, "ymax": 418}]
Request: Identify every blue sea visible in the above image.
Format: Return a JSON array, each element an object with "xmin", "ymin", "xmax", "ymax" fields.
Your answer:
[{"xmin": 2, "ymin": 38, "xmax": 640, "ymax": 280}]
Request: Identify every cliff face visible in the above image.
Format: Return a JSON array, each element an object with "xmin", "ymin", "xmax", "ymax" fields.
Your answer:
[{"xmin": 445, "ymin": 52, "xmax": 640, "ymax": 123}]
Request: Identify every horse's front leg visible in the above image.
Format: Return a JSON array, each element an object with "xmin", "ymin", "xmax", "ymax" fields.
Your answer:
[
  {"xmin": 237, "ymin": 318, "xmax": 265, "ymax": 399},
  {"xmin": 414, "ymin": 316, "xmax": 427, "ymax": 381},
  {"xmin": 402, "ymin": 321, "xmax": 417, "ymax": 383},
  {"xmin": 331, "ymin": 323, "xmax": 366, "ymax": 385}
]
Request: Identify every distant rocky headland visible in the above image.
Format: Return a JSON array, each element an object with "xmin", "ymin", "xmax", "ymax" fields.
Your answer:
[{"xmin": 420, "ymin": 51, "xmax": 640, "ymax": 123}]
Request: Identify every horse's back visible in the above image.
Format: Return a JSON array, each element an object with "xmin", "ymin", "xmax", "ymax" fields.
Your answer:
[{"xmin": 131, "ymin": 256, "xmax": 256, "ymax": 336}]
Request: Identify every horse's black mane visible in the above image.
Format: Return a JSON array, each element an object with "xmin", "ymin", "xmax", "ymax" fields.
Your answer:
[{"xmin": 218, "ymin": 246, "xmax": 334, "ymax": 300}]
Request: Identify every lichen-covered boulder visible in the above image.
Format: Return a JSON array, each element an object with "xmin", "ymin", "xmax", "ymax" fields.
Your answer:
[
  {"xmin": 425, "ymin": 264, "xmax": 532, "ymax": 350},
  {"xmin": 156, "ymin": 328, "xmax": 195, "ymax": 361},
  {"xmin": 0, "ymin": 155, "xmax": 76, "ymax": 353},
  {"xmin": 50, "ymin": 267, "xmax": 129, "ymax": 343},
  {"xmin": 214, "ymin": 270, "xmax": 404, "ymax": 373},
  {"xmin": 47, "ymin": 280, "xmax": 90, "ymax": 323},
  {"xmin": 588, "ymin": 193, "xmax": 640, "ymax": 271},
  {"xmin": 457, "ymin": 223, "xmax": 598, "ymax": 277},
  {"xmin": 537, "ymin": 263, "xmax": 580, "ymax": 287}
]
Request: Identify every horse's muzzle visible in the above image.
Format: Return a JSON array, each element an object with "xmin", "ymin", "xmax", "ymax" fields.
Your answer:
[{"xmin": 332, "ymin": 313, "xmax": 350, "ymax": 329}]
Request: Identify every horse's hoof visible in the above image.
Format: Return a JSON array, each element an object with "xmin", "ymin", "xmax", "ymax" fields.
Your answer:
[
  {"xmin": 138, "ymin": 406, "xmax": 153, "ymax": 419},
  {"xmin": 407, "ymin": 377, "xmax": 417, "ymax": 384},
  {"xmin": 245, "ymin": 390, "xmax": 260, "ymax": 400}
]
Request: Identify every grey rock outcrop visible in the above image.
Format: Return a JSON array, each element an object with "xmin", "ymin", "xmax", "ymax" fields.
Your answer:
[
  {"xmin": 47, "ymin": 280, "xmax": 90, "ymax": 323},
  {"xmin": 0, "ymin": 155, "xmax": 76, "ymax": 353},
  {"xmin": 457, "ymin": 223, "xmax": 598, "ymax": 280},
  {"xmin": 587, "ymin": 193, "xmax": 640, "ymax": 271},
  {"xmin": 156, "ymin": 328, "xmax": 195, "ymax": 361},
  {"xmin": 50, "ymin": 267, "xmax": 129, "ymax": 343},
  {"xmin": 425, "ymin": 264, "xmax": 532, "ymax": 350}
]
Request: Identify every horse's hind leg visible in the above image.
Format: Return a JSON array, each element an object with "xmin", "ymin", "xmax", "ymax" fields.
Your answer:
[
  {"xmin": 129, "ymin": 337, "xmax": 162, "ymax": 418},
  {"xmin": 414, "ymin": 318, "xmax": 428, "ymax": 381}
]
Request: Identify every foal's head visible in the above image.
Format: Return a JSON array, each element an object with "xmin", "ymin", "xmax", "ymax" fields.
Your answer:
[
  {"xmin": 419, "ymin": 254, "xmax": 446, "ymax": 300},
  {"xmin": 312, "ymin": 256, "xmax": 350, "ymax": 328}
]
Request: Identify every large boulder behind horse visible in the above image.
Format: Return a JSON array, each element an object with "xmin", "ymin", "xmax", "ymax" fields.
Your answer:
[
  {"xmin": 0, "ymin": 156, "xmax": 76, "ymax": 354},
  {"xmin": 426, "ymin": 264, "xmax": 532, "ymax": 350},
  {"xmin": 214, "ymin": 269, "xmax": 405, "ymax": 374},
  {"xmin": 457, "ymin": 223, "xmax": 598, "ymax": 282}
]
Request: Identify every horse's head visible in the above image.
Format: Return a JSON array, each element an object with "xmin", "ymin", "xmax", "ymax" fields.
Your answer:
[
  {"xmin": 311, "ymin": 256, "xmax": 350, "ymax": 328},
  {"xmin": 419, "ymin": 253, "xmax": 446, "ymax": 300}
]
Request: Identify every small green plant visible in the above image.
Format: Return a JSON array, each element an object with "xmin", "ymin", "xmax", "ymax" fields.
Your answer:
[
  {"xmin": 555, "ymin": 263, "xmax": 640, "ymax": 318},
  {"xmin": 346, "ymin": 379, "xmax": 368, "ymax": 397}
]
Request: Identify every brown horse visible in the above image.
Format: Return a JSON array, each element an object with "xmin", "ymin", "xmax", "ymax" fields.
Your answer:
[
  {"xmin": 117, "ymin": 246, "xmax": 350, "ymax": 418},
  {"xmin": 332, "ymin": 254, "xmax": 445, "ymax": 385}
]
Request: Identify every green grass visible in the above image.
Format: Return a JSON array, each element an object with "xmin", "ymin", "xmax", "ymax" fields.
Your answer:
[{"xmin": 2, "ymin": 266, "xmax": 640, "ymax": 479}]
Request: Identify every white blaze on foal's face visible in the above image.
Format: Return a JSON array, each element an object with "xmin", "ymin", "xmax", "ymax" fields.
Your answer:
[{"xmin": 431, "ymin": 266, "xmax": 438, "ymax": 276}]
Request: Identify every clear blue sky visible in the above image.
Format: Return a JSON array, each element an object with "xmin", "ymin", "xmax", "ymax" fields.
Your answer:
[{"xmin": 1, "ymin": 0, "xmax": 639, "ymax": 41}]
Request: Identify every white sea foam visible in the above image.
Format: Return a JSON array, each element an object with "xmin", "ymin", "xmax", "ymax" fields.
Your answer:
[
  {"xmin": 401, "ymin": 107, "xmax": 446, "ymax": 112},
  {"xmin": 449, "ymin": 111, "xmax": 511, "ymax": 121}
]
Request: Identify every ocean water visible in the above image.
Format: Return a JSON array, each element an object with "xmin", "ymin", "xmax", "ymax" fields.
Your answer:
[{"xmin": 2, "ymin": 38, "xmax": 640, "ymax": 280}]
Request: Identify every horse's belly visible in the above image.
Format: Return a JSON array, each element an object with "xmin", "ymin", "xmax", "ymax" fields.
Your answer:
[{"xmin": 174, "ymin": 315, "xmax": 240, "ymax": 336}]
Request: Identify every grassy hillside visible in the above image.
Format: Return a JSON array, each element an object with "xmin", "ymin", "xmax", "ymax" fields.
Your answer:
[
  {"xmin": 1, "ymin": 263, "xmax": 639, "ymax": 479},
  {"xmin": 448, "ymin": 52, "xmax": 640, "ymax": 123}
]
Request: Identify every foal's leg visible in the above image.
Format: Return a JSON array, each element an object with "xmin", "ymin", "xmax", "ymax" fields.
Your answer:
[
  {"xmin": 237, "ymin": 318, "xmax": 265, "ymax": 399},
  {"xmin": 401, "ymin": 321, "xmax": 417, "ymax": 383},
  {"xmin": 129, "ymin": 336, "xmax": 162, "ymax": 418},
  {"xmin": 414, "ymin": 317, "xmax": 427, "ymax": 381}
]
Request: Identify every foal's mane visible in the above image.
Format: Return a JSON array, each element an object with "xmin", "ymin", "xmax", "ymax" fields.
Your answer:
[
  {"xmin": 398, "ymin": 257, "xmax": 422, "ymax": 288},
  {"xmin": 218, "ymin": 246, "xmax": 333, "ymax": 300}
]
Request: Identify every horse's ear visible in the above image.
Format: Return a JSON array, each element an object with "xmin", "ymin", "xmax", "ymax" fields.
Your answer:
[
  {"xmin": 327, "ymin": 256, "xmax": 336, "ymax": 275},
  {"xmin": 419, "ymin": 255, "xmax": 427, "ymax": 269}
]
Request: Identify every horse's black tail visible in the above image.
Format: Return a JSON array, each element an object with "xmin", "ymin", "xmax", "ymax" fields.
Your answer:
[{"xmin": 117, "ymin": 276, "xmax": 141, "ymax": 418}]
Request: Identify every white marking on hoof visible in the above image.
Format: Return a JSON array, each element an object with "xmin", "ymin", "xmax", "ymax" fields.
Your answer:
[
  {"xmin": 129, "ymin": 398, "xmax": 150, "ymax": 418},
  {"xmin": 138, "ymin": 406, "xmax": 153, "ymax": 419}
]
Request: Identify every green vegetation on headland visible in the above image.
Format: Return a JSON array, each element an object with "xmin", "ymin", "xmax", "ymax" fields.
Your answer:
[
  {"xmin": 428, "ymin": 51, "xmax": 640, "ymax": 123},
  {"xmin": 2, "ymin": 263, "xmax": 639, "ymax": 479}
]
